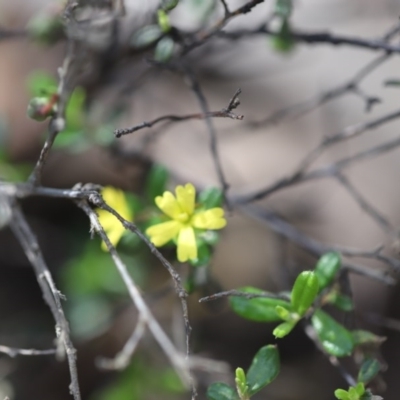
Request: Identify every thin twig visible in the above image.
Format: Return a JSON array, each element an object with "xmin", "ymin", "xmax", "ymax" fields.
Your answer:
[
  {"xmin": 9, "ymin": 202, "xmax": 81, "ymax": 400},
  {"xmin": 0, "ymin": 345, "xmax": 56, "ymax": 357},
  {"xmin": 97, "ymin": 316, "xmax": 146, "ymax": 370},
  {"xmin": 183, "ymin": 67, "xmax": 231, "ymax": 198},
  {"xmin": 240, "ymin": 204, "xmax": 396, "ymax": 285},
  {"xmin": 199, "ymin": 289, "xmax": 289, "ymax": 303},
  {"xmin": 114, "ymin": 89, "xmax": 243, "ymax": 138}
]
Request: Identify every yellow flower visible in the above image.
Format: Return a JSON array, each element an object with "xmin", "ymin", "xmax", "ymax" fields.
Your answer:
[
  {"xmin": 146, "ymin": 183, "xmax": 226, "ymax": 262},
  {"xmin": 97, "ymin": 186, "xmax": 133, "ymax": 251}
]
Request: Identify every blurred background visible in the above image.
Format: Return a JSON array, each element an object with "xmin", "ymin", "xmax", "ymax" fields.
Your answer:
[{"xmin": 2, "ymin": 0, "xmax": 400, "ymax": 399}]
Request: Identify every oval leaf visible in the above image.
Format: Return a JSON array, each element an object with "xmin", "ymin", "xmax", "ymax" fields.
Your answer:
[
  {"xmin": 291, "ymin": 271, "xmax": 319, "ymax": 316},
  {"xmin": 311, "ymin": 310, "xmax": 354, "ymax": 357},
  {"xmin": 145, "ymin": 164, "xmax": 169, "ymax": 203},
  {"xmin": 198, "ymin": 187, "xmax": 224, "ymax": 209},
  {"xmin": 154, "ymin": 36, "xmax": 174, "ymax": 62},
  {"xmin": 229, "ymin": 287, "xmax": 291, "ymax": 322},
  {"xmin": 357, "ymin": 358, "xmax": 381, "ymax": 384},
  {"xmin": 206, "ymin": 383, "xmax": 238, "ymax": 400},
  {"xmin": 315, "ymin": 252, "xmax": 341, "ymax": 290},
  {"xmin": 246, "ymin": 345, "xmax": 280, "ymax": 395},
  {"xmin": 273, "ymin": 321, "xmax": 296, "ymax": 339}
]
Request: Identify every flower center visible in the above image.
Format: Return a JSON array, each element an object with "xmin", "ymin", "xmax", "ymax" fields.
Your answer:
[{"xmin": 175, "ymin": 212, "xmax": 190, "ymax": 223}]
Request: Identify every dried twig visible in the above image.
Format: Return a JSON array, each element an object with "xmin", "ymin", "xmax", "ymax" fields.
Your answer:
[
  {"xmin": 114, "ymin": 89, "xmax": 243, "ymax": 138},
  {"xmin": 9, "ymin": 202, "xmax": 81, "ymax": 400},
  {"xmin": 0, "ymin": 345, "xmax": 56, "ymax": 357}
]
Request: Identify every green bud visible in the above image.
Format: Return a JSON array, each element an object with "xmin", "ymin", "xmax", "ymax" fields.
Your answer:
[
  {"xmin": 157, "ymin": 9, "xmax": 171, "ymax": 33},
  {"xmin": 27, "ymin": 97, "xmax": 55, "ymax": 121}
]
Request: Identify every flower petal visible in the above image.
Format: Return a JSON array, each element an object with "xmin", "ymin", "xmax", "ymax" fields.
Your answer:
[
  {"xmin": 155, "ymin": 191, "xmax": 182, "ymax": 219},
  {"xmin": 192, "ymin": 208, "xmax": 227, "ymax": 230},
  {"xmin": 177, "ymin": 226, "xmax": 197, "ymax": 262},
  {"xmin": 146, "ymin": 220, "xmax": 182, "ymax": 247},
  {"xmin": 101, "ymin": 186, "xmax": 132, "ymax": 221},
  {"xmin": 176, "ymin": 183, "xmax": 195, "ymax": 215},
  {"xmin": 101, "ymin": 225, "xmax": 125, "ymax": 252}
]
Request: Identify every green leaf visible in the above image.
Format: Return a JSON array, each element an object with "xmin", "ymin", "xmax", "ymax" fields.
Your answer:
[
  {"xmin": 327, "ymin": 291, "xmax": 354, "ymax": 312},
  {"xmin": 157, "ymin": 9, "xmax": 171, "ymax": 33},
  {"xmin": 273, "ymin": 321, "xmax": 297, "ymax": 338},
  {"xmin": 198, "ymin": 187, "xmax": 224, "ymax": 209},
  {"xmin": 27, "ymin": 11, "xmax": 64, "ymax": 45},
  {"xmin": 275, "ymin": 305, "xmax": 291, "ymax": 321},
  {"xmin": 27, "ymin": 71, "xmax": 57, "ymax": 96},
  {"xmin": 272, "ymin": 19, "xmax": 295, "ymax": 53},
  {"xmin": 229, "ymin": 287, "xmax": 291, "ymax": 322},
  {"xmin": 235, "ymin": 368, "xmax": 247, "ymax": 398},
  {"xmin": 131, "ymin": 25, "xmax": 163, "ymax": 48},
  {"xmin": 352, "ymin": 330, "xmax": 386, "ymax": 347},
  {"xmin": 246, "ymin": 345, "xmax": 280, "ymax": 395},
  {"xmin": 66, "ymin": 87, "xmax": 85, "ymax": 131},
  {"xmin": 145, "ymin": 164, "xmax": 169, "ymax": 203},
  {"xmin": 354, "ymin": 383, "xmax": 365, "ymax": 396},
  {"xmin": 335, "ymin": 389, "xmax": 350, "ymax": 400},
  {"xmin": 315, "ymin": 252, "xmax": 341, "ymax": 290},
  {"xmin": 206, "ymin": 383, "xmax": 239, "ymax": 400},
  {"xmin": 275, "ymin": 0, "xmax": 292, "ymax": 18},
  {"xmin": 161, "ymin": 0, "xmax": 179, "ymax": 11},
  {"xmin": 189, "ymin": 242, "xmax": 211, "ymax": 267},
  {"xmin": 357, "ymin": 358, "xmax": 381, "ymax": 384},
  {"xmin": 154, "ymin": 36, "xmax": 175, "ymax": 62},
  {"xmin": 311, "ymin": 310, "xmax": 354, "ymax": 357},
  {"xmin": 291, "ymin": 271, "xmax": 319, "ymax": 316}
]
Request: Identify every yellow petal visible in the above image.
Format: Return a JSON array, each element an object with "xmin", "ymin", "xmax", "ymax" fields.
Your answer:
[
  {"xmin": 101, "ymin": 225, "xmax": 125, "ymax": 251},
  {"xmin": 177, "ymin": 226, "xmax": 197, "ymax": 262},
  {"xmin": 192, "ymin": 208, "xmax": 227, "ymax": 230},
  {"xmin": 101, "ymin": 186, "xmax": 132, "ymax": 221},
  {"xmin": 176, "ymin": 183, "xmax": 195, "ymax": 215},
  {"xmin": 146, "ymin": 220, "xmax": 182, "ymax": 247},
  {"xmin": 155, "ymin": 191, "xmax": 182, "ymax": 220}
]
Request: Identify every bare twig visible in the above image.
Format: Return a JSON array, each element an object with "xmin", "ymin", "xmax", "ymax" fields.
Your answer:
[
  {"xmin": 184, "ymin": 67, "xmax": 231, "ymax": 198},
  {"xmin": 199, "ymin": 289, "xmax": 289, "ymax": 303},
  {"xmin": 114, "ymin": 89, "xmax": 243, "ymax": 138},
  {"xmin": 9, "ymin": 202, "xmax": 81, "ymax": 400},
  {"xmin": 0, "ymin": 345, "xmax": 56, "ymax": 357},
  {"xmin": 240, "ymin": 204, "xmax": 396, "ymax": 285},
  {"xmin": 97, "ymin": 316, "xmax": 146, "ymax": 370}
]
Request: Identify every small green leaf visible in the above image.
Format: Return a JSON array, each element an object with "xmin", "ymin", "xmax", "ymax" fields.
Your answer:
[
  {"xmin": 384, "ymin": 79, "xmax": 400, "ymax": 87},
  {"xmin": 352, "ymin": 330, "xmax": 386, "ymax": 347},
  {"xmin": 235, "ymin": 368, "xmax": 247, "ymax": 398},
  {"xmin": 27, "ymin": 11, "xmax": 64, "ymax": 45},
  {"xmin": 189, "ymin": 242, "xmax": 211, "ymax": 267},
  {"xmin": 131, "ymin": 25, "xmax": 163, "ymax": 48},
  {"xmin": 230, "ymin": 287, "xmax": 291, "ymax": 322},
  {"xmin": 145, "ymin": 164, "xmax": 169, "ymax": 203},
  {"xmin": 355, "ymin": 382, "xmax": 365, "ymax": 396},
  {"xmin": 198, "ymin": 187, "xmax": 224, "ymax": 209},
  {"xmin": 357, "ymin": 358, "xmax": 381, "ymax": 384},
  {"xmin": 275, "ymin": 305, "xmax": 290, "ymax": 321},
  {"xmin": 335, "ymin": 389, "xmax": 350, "ymax": 400},
  {"xmin": 272, "ymin": 19, "xmax": 295, "ymax": 53},
  {"xmin": 315, "ymin": 252, "xmax": 341, "ymax": 290},
  {"xmin": 161, "ymin": 0, "xmax": 179, "ymax": 11},
  {"xmin": 246, "ymin": 345, "xmax": 280, "ymax": 395},
  {"xmin": 291, "ymin": 271, "xmax": 319, "ymax": 316},
  {"xmin": 206, "ymin": 383, "xmax": 239, "ymax": 400},
  {"xmin": 327, "ymin": 291, "xmax": 354, "ymax": 312},
  {"xmin": 311, "ymin": 310, "xmax": 354, "ymax": 357},
  {"xmin": 27, "ymin": 71, "xmax": 57, "ymax": 96},
  {"xmin": 275, "ymin": 0, "xmax": 292, "ymax": 18},
  {"xmin": 273, "ymin": 321, "xmax": 296, "ymax": 338},
  {"xmin": 154, "ymin": 36, "xmax": 175, "ymax": 62},
  {"xmin": 157, "ymin": 9, "xmax": 171, "ymax": 33}
]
